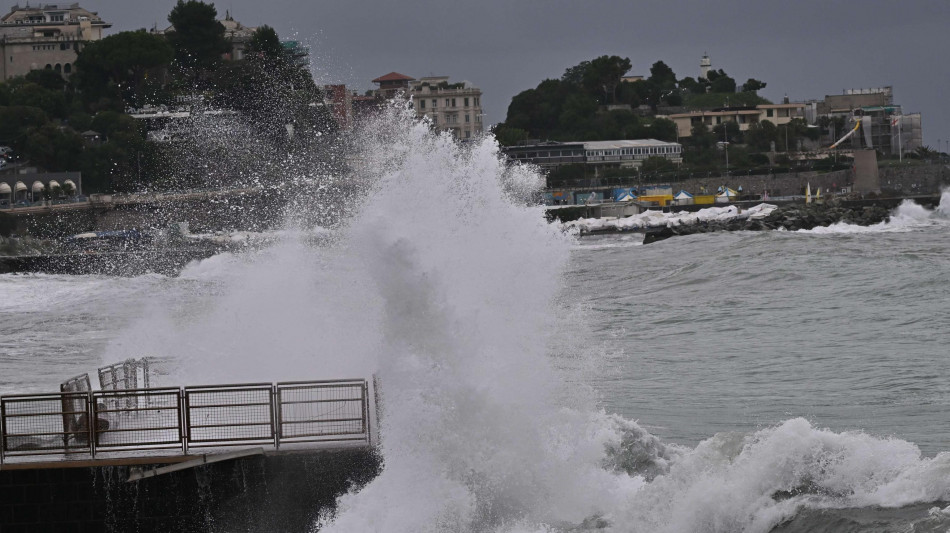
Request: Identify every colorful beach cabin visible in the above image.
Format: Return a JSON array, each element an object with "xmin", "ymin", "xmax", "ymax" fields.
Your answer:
[
  {"xmin": 613, "ymin": 188, "xmax": 637, "ymax": 202},
  {"xmin": 715, "ymin": 188, "xmax": 739, "ymax": 203},
  {"xmin": 673, "ymin": 190, "xmax": 694, "ymax": 206}
]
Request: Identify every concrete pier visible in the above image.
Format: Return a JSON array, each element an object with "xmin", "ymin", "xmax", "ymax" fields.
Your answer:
[{"xmin": 0, "ymin": 447, "xmax": 380, "ymax": 532}]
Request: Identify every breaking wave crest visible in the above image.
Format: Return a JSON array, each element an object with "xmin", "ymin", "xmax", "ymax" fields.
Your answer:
[{"xmin": 800, "ymin": 190, "xmax": 950, "ymax": 235}]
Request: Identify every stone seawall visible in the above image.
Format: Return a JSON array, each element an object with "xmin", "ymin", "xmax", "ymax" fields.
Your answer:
[{"xmin": 0, "ymin": 449, "xmax": 380, "ymax": 533}]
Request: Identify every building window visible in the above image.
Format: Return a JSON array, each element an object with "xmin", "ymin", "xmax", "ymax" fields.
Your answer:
[
  {"xmin": 431, "ymin": 99, "xmax": 437, "ymax": 108},
  {"xmin": 474, "ymin": 97, "xmax": 480, "ymax": 106},
  {"xmin": 767, "ymin": 109, "xmax": 774, "ymax": 117},
  {"xmin": 60, "ymin": 42, "xmax": 68, "ymax": 50},
  {"xmin": 420, "ymin": 99, "xmax": 425, "ymax": 109},
  {"xmin": 464, "ymin": 97, "xmax": 469, "ymax": 107},
  {"xmin": 465, "ymin": 130, "xmax": 471, "ymax": 139},
  {"xmin": 465, "ymin": 114, "xmax": 470, "ymax": 123},
  {"xmin": 445, "ymin": 98, "xmax": 450, "ymax": 107},
  {"xmin": 451, "ymin": 98, "xmax": 456, "ymax": 107},
  {"xmin": 63, "ymin": 63, "xmax": 71, "ymax": 73},
  {"xmin": 431, "ymin": 115, "xmax": 437, "ymax": 124}
]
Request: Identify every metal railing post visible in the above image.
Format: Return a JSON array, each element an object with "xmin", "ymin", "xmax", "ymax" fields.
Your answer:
[
  {"xmin": 181, "ymin": 388, "xmax": 189, "ymax": 455},
  {"xmin": 88, "ymin": 392, "xmax": 96, "ymax": 459},
  {"xmin": 274, "ymin": 386, "xmax": 282, "ymax": 450},
  {"xmin": 0, "ymin": 400, "xmax": 5, "ymax": 464},
  {"xmin": 271, "ymin": 385, "xmax": 279, "ymax": 450},
  {"xmin": 361, "ymin": 381, "xmax": 369, "ymax": 445}
]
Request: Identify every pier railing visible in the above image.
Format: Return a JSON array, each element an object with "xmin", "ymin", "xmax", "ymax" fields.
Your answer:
[{"xmin": 0, "ymin": 379, "xmax": 371, "ymax": 463}]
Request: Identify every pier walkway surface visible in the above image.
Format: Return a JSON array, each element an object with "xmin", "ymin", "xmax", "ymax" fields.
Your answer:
[{"xmin": 0, "ymin": 360, "xmax": 376, "ymax": 471}]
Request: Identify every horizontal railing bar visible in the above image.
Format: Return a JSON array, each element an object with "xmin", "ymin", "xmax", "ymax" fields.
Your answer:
[
  {"xmin": 186, "ymin": 402, "xmax": 271, "ymax": 409},
  {"xmin": 277, "ymin": 379, "xmax": 366, "ymax": 386},
  {"xmin": 184, "ymin": 383, "xmax": 273, "ymax": 391},
  {"xmin": 95, "ymin": 407, "xmax": 178, "ymax": 415},
  {"xmin": 279, "ymin": 398, "xmax": 363, "ymax": 405},
  {"xmin": 280, "ymin": 417, "xmax": 364, "ymax": 425},
  {"xmin": 280, "ymin": 431, "xmax": 366, "ymax": 438},
  {"xmin": 96, "ymin": 426, "xmax": 181, "ymax": 433},
  {"xmin": 3, "ymin": 410, "xmax": 86, "ymax": 418},
  {"xmin": 189, "ymin": 422, "xmax": 272, "ymax": 429},
  {"xmin": 3, "ymin": 448, "xmax": 93, "ymax": 456},
  {"xmin": 188, "ymin": 435, "xmax": 273, "ymax": 442},
  {"xmin": 3, "ymin": 431, "xmax": 80, "ymax": 438},
  {"xmin": 186, "ymin": 439, "xmax": 279, "ymax": 447},
  {"xmin": 2, "ymin": 393, "xmax": 90, "ymax": 400},
  {"xmin": 94, "ymin": 387, "xmax": 181, "ymax": 395}
]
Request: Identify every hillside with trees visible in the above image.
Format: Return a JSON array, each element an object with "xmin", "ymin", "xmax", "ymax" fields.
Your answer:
[
  {"xmin": 494, "ymin": 56, "xmax": 773, "ymax": 148},
  {"xmin": 492, "ymin": 55, "xmax": 854, "ymax": 182}
]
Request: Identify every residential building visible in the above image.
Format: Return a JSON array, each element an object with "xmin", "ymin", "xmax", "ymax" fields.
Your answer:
[
  {"xmin": 369, "ymin": 73, "xmax": 484, "ymax": 139},
  {"xmin": 219, "ymin": 13, "xmax": 255, "ymax": 61},
  {"xmin": 663, "ymin": 102, "xmax": 807, "ymax": 139},
  {"xmin": 157, "ymin": 14, "xmax": 303, "ymax": 65},
  {"xmin": 503, "ymin": 139, "xmax": 683, "ymax": 173},
  {"xmin": 371, "ymin": 71, "xmax": 413, "ymax": 99},
  {"xmin": 408, "ymin": 76, "xmax": 484, "ymax": 139},
  {"xmin": 0, "ymin": 3, "xmax": 111, "ymax": 80}
]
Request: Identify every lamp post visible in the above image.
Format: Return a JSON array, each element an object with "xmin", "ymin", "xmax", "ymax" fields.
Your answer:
[{"xmin": 723, "ymin": 124, "xmax": 729, "ymax": 177}]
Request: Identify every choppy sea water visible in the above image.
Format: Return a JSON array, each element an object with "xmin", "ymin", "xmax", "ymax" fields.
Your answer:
[
  {"xmin": 1, "ymin": 112, "xmax": 949, "ymax": 532},
  {"xmin": 570, "ymin": 209, "xmax": 950, "ymax": 458}
]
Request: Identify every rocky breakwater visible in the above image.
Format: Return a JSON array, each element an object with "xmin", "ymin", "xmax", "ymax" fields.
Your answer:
[
  {"xmin": 643, "ymin": 202, "xmax": 891, "ymax": 243},
  {"xmin": 563, "ymin": 202, "xmax": 892, "ymax": 244}
]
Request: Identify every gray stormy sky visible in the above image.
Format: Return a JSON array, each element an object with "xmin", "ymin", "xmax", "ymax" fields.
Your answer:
[{"xmin": 88, "ymin": 0, "xmax": 949, "ymax": 150}]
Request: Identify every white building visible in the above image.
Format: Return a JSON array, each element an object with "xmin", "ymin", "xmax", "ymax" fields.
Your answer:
[{"xmin": 503, "ymin": 139, "xmax": 683, "ymax": 171}]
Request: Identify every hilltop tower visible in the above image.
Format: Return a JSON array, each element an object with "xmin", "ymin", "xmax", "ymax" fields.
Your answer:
[{"xmin": 700, "ymin": 53, "xmax": 711, "ymax": 80}]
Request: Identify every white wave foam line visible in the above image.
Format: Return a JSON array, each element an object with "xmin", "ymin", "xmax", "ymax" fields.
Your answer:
[
  {"xmin": 799, "ymin": 195, "xmax": 950, "ymax": 235},
  {"xmin": 564, "ymin": 203, "xmax": 777, "ymax": 233}
]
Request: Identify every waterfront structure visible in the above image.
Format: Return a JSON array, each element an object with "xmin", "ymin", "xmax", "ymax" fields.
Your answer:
[
  {"xmin": 0, "ymin": 3, "xmax": 110, "ymax": 80},
  {"xmin": 503, "ymin": 139, "xmax": 683, "ymax": 173},
  {"xmin": 0, "ymin": 171, "xmax": 82, "ymax": 204}
]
